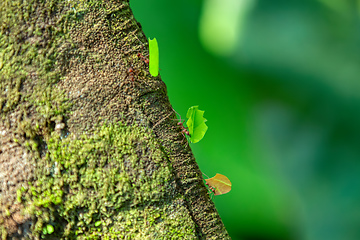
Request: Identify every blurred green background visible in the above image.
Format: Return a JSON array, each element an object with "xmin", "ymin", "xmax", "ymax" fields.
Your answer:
[{"xmin": 130, "ymin": 0, "xmax": 360, "ymax": 239}]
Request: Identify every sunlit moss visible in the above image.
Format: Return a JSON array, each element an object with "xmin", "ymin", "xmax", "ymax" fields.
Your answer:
[{"xmin": 17, "ymin": 122, "xmax": 196, "ymax": 238}]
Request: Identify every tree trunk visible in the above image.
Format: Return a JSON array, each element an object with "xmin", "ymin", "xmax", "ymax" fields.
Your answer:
[{"xmin": 0, "ymin": 0, "xmax": 230, "ymax": 239}]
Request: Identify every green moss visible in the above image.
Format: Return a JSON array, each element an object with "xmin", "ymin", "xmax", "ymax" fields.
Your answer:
[
  {"xmin": 0, "ymin": 0, "xmax": 75, "ymax": 139},
  {"xmin": 17, "ymin": 122, "xmax": 196, "ymax": 238},
  {"xmin": 1, "ymin": 226, "xmax": 7, "ymax": 240}
]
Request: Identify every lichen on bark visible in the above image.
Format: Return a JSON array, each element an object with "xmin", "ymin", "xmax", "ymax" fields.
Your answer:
[{"xmin": 0, "ymin": 0, "xmax": 230, "ymax": 239}]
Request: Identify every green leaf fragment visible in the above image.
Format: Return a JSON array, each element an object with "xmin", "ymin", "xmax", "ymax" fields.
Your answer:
[
  {"xmin": 149, "ymin": 37, "xmax": 159, "ymax": 77},
  {"xmin": 43, "ymin": 224, "xmax": 54, "ymax": 235},
  {"xmin": 95, "ymin": 221, "xmax": 102, "ymax": 227},
  {"xmin": 47, "ymin": 224, "xmax": 54, "ymax": 234},
  {"xmin": 186, "ymin": 106, "xmax": 208, "ymax": 143}
]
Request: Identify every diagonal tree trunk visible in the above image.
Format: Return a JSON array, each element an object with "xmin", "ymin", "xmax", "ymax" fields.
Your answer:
[{"xmin": 0, "ymin": 0, "xmax": 230, "ymax": 239}]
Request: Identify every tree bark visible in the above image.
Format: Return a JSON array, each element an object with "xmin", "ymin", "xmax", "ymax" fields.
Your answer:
[{"xmin": 0, "ymin": 0, "xmax": 230, "ymax": 239}]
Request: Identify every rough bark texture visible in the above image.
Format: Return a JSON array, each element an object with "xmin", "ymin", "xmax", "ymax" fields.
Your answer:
[{"xmin": 0, "ymin": 0, "xmax": 230, "ymax": 239}]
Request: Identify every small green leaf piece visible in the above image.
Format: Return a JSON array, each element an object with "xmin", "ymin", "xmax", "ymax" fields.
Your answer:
[
  {"xmin": 149, "ymin": 37, "xmax": 159, "ymax": 77},
  {"xmin": 95, "ymin": 221, "xmax": 102, "ymax": 227},
  {"xmin": 46, "ymin": 224, "xmax": 54, "ymax": 234},
  {"xmin": 186, "ymin": 106, "xmax": 208, "ymax": 143},
  {"xmin": 205, "ymin": 173, "xmax": 232, "ymax": 196},
  {"xmin": 43, "ymin": 224, "xmax": 54, "ymax": 235}
]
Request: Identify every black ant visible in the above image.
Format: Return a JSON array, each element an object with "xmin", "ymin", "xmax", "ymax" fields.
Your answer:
[{"xmin": 137, "ymin": 53, "xmax": 149, "ymax": 64}]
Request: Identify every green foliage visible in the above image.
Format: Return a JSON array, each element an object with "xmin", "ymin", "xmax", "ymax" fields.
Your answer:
[
  {"xmin": 186, "ymin": 106, "xmax": 208, "ymax": 143},
  {"xmin": 149, "ymin": 37, "xmax": 159, "ymax": 77}
]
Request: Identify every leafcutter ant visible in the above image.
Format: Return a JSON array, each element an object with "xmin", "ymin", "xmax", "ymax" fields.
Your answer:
[
  {"xmin": 128, "ymin": 67, "xmax": 134, "ymax": 81},
  {"xmin": 203, "ymin": 172, "xmax": 216, "ymax": 199},
  {"xmin": 172, "ymin": 108, "xmax": 190, "ymax": 139},
  {"xmin": 206, "ymin": 182, "xmax": 216, "ymax": 194},
  {"xmin": 137, "ymin": 53, "xmax": 149, "ymax": 64},
  {"xmin": 177, "ymin": 119, "xmax": 190, "ymax": 138}
]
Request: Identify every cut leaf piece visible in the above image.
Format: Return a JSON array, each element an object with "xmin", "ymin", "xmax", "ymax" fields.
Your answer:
[
  {"xmin": 46, "ymin": 224, "xmax": 54, "ymax": 234},
  {"xmin": 186, "ymin": 106, "xmax": 208, "ymax": 143},
  {"xmin": 205, "ymin": 173, "xmax": 232, "ymax": 196},
  {"xmin": 149, "ymin": 38, "xmax": 159, "ymax": 77}
]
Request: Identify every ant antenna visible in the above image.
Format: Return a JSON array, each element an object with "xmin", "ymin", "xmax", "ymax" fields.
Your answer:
[
  {"xmin": 172, "ymin": 108, "xmax": 182, "ymax": 121},
  {"xmin": 202, "ymin": 172, "xmax": 210, "ymax": 179}
]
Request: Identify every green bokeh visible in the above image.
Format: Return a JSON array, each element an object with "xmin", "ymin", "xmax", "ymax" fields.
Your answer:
[{"xmin": 131, "ymin": 1, "xmax": 360, "ymax": 240}]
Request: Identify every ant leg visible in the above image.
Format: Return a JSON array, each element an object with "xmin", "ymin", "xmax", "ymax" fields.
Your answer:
[
  {"xmin": 171, "ymin": 108, "xmax": 183, "ymax": 122},
  {"xmin": 210, "ymin": 191, "xmax": 214, "ymax": 200},
  {"xmin": 205, "ymin": 182, "xmax": 216, "ymax": 199},
  {"xmin": 180, "ymin": 132, "xmax": 188, "ymax": 143}
]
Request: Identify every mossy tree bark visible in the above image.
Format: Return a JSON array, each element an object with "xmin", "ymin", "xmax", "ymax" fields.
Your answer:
[{"xmin": 0, "ymin": 0, "xmax": 230, "ymax": 239}]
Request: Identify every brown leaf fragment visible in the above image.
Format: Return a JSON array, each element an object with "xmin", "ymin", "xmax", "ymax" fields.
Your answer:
[{"xmin": 205, "ymin": 173, "xmax": 232, "ymax": 196}]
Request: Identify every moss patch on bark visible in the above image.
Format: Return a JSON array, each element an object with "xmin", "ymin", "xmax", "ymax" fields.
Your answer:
[{"xmin": 15, "ymin": 122, "xmax": 196, "ymax": 239}]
